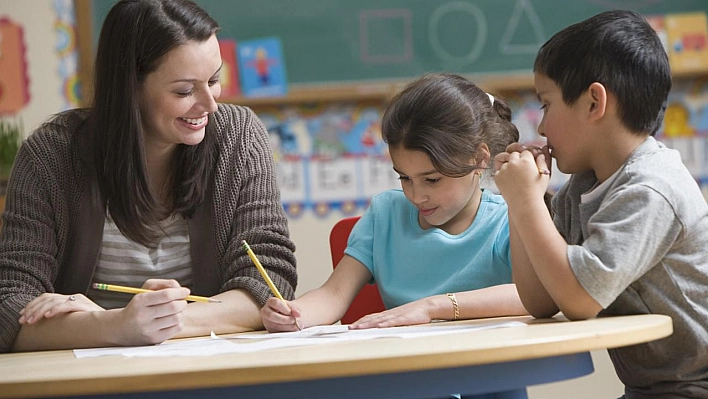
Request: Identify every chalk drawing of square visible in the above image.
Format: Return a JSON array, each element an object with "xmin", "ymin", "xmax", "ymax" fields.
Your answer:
[{"xmin": 360, "ymin": 9, "xmax": 412, "ymax": 64}]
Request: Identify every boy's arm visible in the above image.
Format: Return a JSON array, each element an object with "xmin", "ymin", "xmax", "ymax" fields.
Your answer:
[
  {"xmin": 509, "ymin": 218, "xmax": 558, "ymax": 318},
  {"xmin": 495, "ymin": 150, "xmax": 601, "ymax": 320},
  {"xmin": 509, "ymin": 197, "xmax": 602, "ymax": 320}
]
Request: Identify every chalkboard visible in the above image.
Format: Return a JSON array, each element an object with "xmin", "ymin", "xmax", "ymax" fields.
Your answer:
[{"xmin": 91, "ymin": 0, "xmax": 708, "ymax": 85}]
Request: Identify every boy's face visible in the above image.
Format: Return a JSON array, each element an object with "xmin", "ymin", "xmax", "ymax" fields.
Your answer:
[
  {"xmin": 534, "ymin": 73, "xmax": 592, "ymax": 174},
  {"xmin": 389, "ymin": 146, "xmax": 481, "ymax": 235}
]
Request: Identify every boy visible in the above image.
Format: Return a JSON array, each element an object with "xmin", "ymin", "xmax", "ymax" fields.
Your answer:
[{"xmin": 494, "ymin": 10, "xmax": 708, "ymax": 398}]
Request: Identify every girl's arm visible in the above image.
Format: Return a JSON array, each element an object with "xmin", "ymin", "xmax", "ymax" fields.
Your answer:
[
  {"xmin": 260, "ymin": 255, "xmax": 372, "ymax": 332},
  {"xmin": 350, "ymin": 283, "xmax": 527, "ymax": 329}
]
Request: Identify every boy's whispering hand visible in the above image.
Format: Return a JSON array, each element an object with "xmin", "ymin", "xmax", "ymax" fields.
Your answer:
[{"xmin": 493, "ymin": 145, "xmax": 550, "ymax": 205}]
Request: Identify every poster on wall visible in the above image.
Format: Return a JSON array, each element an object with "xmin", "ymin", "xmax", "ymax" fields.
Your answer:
[
  {"xmin": 54, "ymin": 0, "xmax": 82, "ymax": 109},
  {"xmin": 665, "ymin": 12, "xmax": 708, "ymax": 74},
  {"xmin": 238, "ymin": 37, "xmax": 288, "ymax": 98},
  {"xmin": 0, "ymin": 18, "xmax": 30, "ymax": 115},
  {"xmin": 257, "ymin": 102, "xmax": 399, "ymax": 217}
]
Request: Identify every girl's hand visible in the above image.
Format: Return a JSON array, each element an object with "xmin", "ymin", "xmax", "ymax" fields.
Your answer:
[
  {"xmin": 349, "ymin": 299, "xmax": 433, "ymax": 329},
  {"xmin": 260, "ymin": 297, "xmax": 302, "ymax": 332},
  {"xmin": 112, "ymin": 280, "xmax": 190, "ymax": 346},
  {"xmin": 19, "ymin": 293, "xmax": 105, "ymax": 325}
]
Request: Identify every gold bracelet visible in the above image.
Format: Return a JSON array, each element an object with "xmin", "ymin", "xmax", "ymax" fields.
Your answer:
[{"xmin": 446, "ymin": 293, "xmax": 459, "ymax": 320}]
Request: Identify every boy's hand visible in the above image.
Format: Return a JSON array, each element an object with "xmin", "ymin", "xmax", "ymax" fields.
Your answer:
[
  {"xmin": 494, "ymin": 148, "xmax": 550, "ymax": 207},
  {"xmin": 495, "ymin": 144, "xmax": 551, "ymax": 174},
  {"xmin": 260, "ymin": 297, "xmax": 302, "ymax": 332}
]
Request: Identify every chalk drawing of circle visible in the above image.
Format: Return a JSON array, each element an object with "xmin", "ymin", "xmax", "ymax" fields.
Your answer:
[{"xmin": 429, "ymin": 2, "xmax": 487, "ymax": 66}]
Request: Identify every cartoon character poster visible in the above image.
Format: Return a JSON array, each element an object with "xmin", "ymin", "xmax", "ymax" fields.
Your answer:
[
  {"xmin": 666, "ymin": 12, "xmax": 708, "ymax": 74},
  {"xmin": 238, "ymin": 37, "xmax": 288, "ymax": 98}
]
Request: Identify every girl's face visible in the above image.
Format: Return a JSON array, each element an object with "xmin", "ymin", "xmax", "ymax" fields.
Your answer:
[
  {"xmin": 139, "ymin": 34, "xmax": 222, "ymax": 153},
  {"xmin": 389, "ymin": 146, "xmax": 483, "ymax": 235}
]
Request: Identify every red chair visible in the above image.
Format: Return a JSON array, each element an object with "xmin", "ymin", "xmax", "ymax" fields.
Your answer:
[{"xmin": 329, "ymin": 216, "xmax": 386, "ymax": 324}]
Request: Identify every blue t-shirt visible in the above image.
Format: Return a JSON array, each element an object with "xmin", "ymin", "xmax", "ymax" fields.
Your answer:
[{"xmin": 345, "ymin": 189, "xmax": 512, "ymax": 309}]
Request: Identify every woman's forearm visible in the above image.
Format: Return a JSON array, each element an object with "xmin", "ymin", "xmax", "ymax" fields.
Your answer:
[
  {"xmin": 12, "ymin": 309, "xmax": 124, "ymax": 352},
  {"xmin": 177, "ymin": 289, "xmax": 263, "ymax": 337}
]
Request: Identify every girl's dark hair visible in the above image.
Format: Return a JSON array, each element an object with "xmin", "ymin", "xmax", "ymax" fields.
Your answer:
[
  {"xmin": 87, "ymin": 0, "xmax": 219, "ymax": 247},
  {"xmin": 382, "ymin": 73, "xmax": 519, "ymax": 177}
]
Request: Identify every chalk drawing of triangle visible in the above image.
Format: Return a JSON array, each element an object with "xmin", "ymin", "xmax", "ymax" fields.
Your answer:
[{"xmin": 499, "ymin": 0, "xmax": 545, "ymax": 55}]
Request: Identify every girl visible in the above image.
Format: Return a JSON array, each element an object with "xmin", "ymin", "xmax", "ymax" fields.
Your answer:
[{"xmin": 261, "ymin": 73, "xmax": 526, "ymax": 332}]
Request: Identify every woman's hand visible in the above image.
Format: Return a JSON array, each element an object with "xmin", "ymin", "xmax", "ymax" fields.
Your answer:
[
  {"xmin": 111, "ymin": 279, "xmax": 190, "ymax": 346},
  {"xmin": 19, "ymin": 293, "xmax": 105, "ymax": 324},
  {"xmin": 349, "ymin": 299, "xmax": 433, "ymax": 329},
  {"xmin": 260, "ymin": 297, "xmax": 302, "ymax": 332}
]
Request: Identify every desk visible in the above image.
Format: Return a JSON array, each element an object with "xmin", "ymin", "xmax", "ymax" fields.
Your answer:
[{"xmin": 0, "ymin": 314, "xmax": 672, "ymax": 399}]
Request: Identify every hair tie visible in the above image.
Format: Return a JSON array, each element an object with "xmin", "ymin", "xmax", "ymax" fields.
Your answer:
[{"xmin": 487, "ymin": 93, "xmax": 495, "ymax": 105}]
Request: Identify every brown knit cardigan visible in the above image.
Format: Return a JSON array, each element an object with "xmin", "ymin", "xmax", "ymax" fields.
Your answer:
[{"xmin": 0, "ymin": 103, "xmax": 297, "ymax": 352}]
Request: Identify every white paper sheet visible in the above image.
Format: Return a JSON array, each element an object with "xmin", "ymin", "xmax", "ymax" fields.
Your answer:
[
  {"xmin": 73, "ymin": 321, "xmax": 525, "ymax": 358},
  {"xmin": 233, "ymin": 321, "xmax": 525, "ymax": 340}
]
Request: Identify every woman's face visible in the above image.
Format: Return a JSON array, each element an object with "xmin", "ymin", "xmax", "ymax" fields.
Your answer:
[{"xmin": 139, "ymin": 34, "xmax": 222, "ymax": 152}]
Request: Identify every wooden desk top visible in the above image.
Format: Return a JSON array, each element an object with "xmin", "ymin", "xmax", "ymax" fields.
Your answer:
[{"xmin": 0, "ymin": 314, "xmax": 672, "ymax": 399}]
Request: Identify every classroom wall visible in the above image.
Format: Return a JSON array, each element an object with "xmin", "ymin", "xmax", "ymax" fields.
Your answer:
[
  {"xmin": 0, "ymin": 0, "xmax": 71, "ymax": 134},
  {"xmin": 13, "ymin": 1, "xmax": 708, "ymax": 398}
]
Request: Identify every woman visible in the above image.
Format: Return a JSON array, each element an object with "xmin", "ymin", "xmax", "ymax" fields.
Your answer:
[{"xmin": 0, "ymin": 0, "xmax": 297, "ymax": 352}]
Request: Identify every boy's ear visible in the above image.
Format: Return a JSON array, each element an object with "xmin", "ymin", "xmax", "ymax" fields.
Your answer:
[{"xmin": 586, "ymin": 82, "xmax": 608, "ymax": 122}]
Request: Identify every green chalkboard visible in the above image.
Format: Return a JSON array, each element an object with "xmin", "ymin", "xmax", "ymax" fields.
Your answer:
[{"xmin": 91, "ymin": 0, "xmax": 708, "ymax": 85}]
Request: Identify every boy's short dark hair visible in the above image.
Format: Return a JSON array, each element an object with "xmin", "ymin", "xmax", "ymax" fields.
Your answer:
[{"xmin": 534, "ymin": 10, "xmax": 671, "ymax": 135}]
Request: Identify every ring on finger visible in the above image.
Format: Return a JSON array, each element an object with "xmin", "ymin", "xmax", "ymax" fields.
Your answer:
[
  {"xmin": 68, "ymin": 295, "xmax": 76, "ymax": 302},
  {"xmin": 538, "ymin": 168, "xmax": 551, "ymax": 175}
]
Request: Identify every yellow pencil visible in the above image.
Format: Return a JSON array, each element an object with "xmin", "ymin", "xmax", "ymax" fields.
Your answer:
[
  {"xmin": 92, "ymin": 283, "xmax": 221, "ymax": 303},
  {"xmin": 241, "ymin": 240, "xmax": 284, "ymax": 300},
  {"xmin": 241, "ymin": 240, "xmax": 300, "ymax": 331}
]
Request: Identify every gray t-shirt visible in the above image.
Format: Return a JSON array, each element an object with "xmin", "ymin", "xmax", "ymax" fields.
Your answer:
[{"xmin": 553, "ymin": 137, "xmax": 708, "ymax": 398}]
